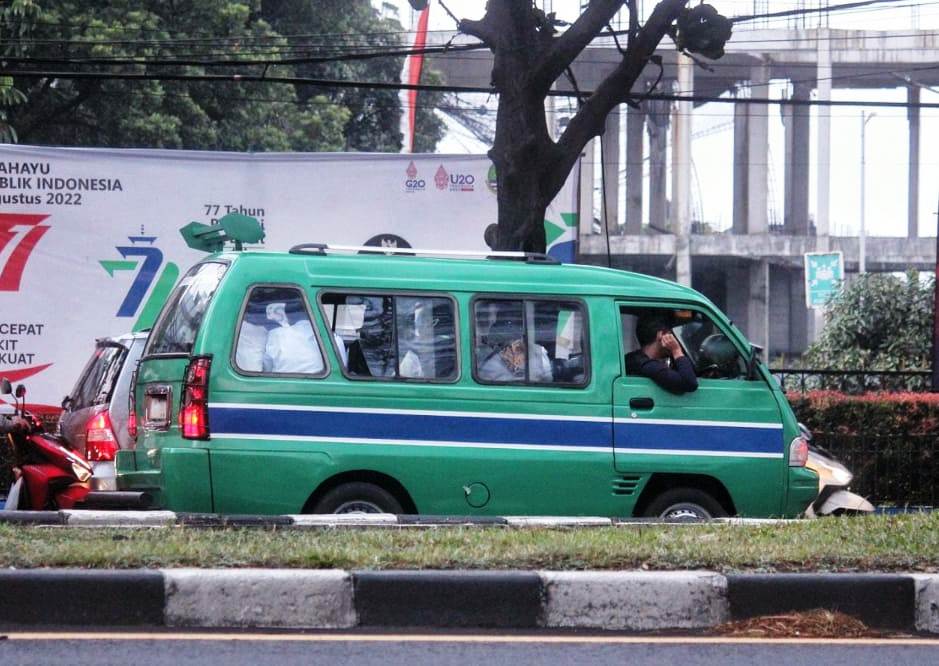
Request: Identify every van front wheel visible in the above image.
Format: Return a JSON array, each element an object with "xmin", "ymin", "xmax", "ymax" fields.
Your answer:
[
  {"xmin": 312, "ymin": 482, "xmax": 403, "ymax": 515},
  {"xmin": 643, "ymin": 488, "xmax": 727, "ymax": 521}
]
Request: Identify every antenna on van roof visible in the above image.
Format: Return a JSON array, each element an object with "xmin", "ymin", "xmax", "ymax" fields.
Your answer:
[
  {"xmin": 180, "ymin": 213, "xmax": 265, "ymax": 253},
  {"xmin": 288, "ymin": 243, "xmax": 560, "ymax": 264}
]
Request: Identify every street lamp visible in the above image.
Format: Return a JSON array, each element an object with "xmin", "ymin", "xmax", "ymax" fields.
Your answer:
[{"xmin": 859, "ymin": 111, "xmax": 877, "ymax": 274}]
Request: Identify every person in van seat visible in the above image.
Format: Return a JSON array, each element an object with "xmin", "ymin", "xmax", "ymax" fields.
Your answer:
[
  {"xmin": 263, "ymin": 302, "xmax": 325, "ymax": 374},
  {"xmin": 477, "ymin": 317, "xmax": 553, "ymax": 382},
  {"xmin": 625, "ymin": 314, "xmax": 698, "ymax": 394}
]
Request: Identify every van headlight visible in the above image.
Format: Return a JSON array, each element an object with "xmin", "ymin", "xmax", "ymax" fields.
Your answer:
[{"xmin": 789, "ymin": 436, "xmax": 809, "ymax": 467}]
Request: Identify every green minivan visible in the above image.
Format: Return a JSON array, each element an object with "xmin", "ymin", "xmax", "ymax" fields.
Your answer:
[{"xmin": 116, "ymin": 245, "xmax": 819, "ymax": 518}]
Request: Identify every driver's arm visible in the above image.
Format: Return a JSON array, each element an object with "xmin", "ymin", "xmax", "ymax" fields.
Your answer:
[{"xmin": 638, "ymin": 356, "xmax": 698, "ymax": 394}]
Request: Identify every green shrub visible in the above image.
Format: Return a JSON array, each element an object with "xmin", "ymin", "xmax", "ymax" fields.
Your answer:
[
  {"xmin": 803, "ymin": 270, "xmax": 933, "ymax": 375},
  {"xmin": 789, "ymin": 391, "xmax": 939, "ymax": 505}
]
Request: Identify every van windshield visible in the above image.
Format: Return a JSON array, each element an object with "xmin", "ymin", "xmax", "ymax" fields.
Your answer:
[{"xmin": 146, "ymin": 262, "xmax": 228, "ymax": 355}]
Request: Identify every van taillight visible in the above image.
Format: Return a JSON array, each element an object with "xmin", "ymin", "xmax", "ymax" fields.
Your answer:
[
  {"xmin": 127, "ymin": 369, "xmax": 138, "ymax": 440},
  {"xmin": 127, "ymin": 406, "xmax": 137, "ymax": 440},
  {"xmin": 86, "ymin": 408, "xmax": 118, "ymax": 461},
  {"xmin": 180, "ymin": 356, "xmax": 211, "ymax": 440}
]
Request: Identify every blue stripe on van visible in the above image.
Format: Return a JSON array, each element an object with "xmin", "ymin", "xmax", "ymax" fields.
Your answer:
[
  {"xmin": 209, "ymin": 405, "xmax": 610, "ymax": 448},
  {"xmin": 614, "ymin": 421, "xmax": 782, "ymax": 456},
  {"xmin": 208, "ymin": 404, "xmax": 783, "ymax": 456}
]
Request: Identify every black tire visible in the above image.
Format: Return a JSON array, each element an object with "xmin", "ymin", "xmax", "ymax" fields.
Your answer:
[
  {"xmin": 643, "ymin": 487, "xmax": 727, "ymax": 521},
  {"xmin": 312, "ymin": 482, "xmax": 403, "ymax": 514}
]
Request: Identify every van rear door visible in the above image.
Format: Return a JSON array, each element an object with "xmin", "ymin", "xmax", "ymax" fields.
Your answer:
[{"xmin": 137, "ymin": 261, "xmax": 228, "ymax": 439}]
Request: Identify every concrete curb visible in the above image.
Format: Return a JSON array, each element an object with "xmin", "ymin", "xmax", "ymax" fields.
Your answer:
[
  {"xmin": 542, "ymin": 571, "xmax": 728, "ymax": 631},
  {"xmin": 0, "ymin": 570, "xmax": 936, "ymax": 633},
  {"xmin": 0, "ymin": 509, "xmax": 798, "ymax": 529}
]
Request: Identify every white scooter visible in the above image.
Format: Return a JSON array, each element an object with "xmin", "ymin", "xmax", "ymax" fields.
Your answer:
[{"xmin": 800, "ymin": 423, "xmax": 875, "ymax": 518}]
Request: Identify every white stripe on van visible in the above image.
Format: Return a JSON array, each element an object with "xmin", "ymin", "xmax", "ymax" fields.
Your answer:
[
  {"xmin": 613, "ymin": 418, "xmax": 784, "ymax": 430},
  {"xmin": 208, "ymin": 402, "xmax": 610, "ymax": 423},
  {"xmin": 210, "ymin": 433, "xmax": 610, "ymax": 454},
  {"xmin": 613, "ymin": 447, "xmax": 784, "ymax": 459},
  {"xmin": 210, "ymin": 433, "xmax": 783, "ymax": 459}
]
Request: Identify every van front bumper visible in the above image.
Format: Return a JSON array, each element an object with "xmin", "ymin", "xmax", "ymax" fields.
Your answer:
[{"xmin": 787, "ymin": 466, "xmax": 821, "ymax": 517}]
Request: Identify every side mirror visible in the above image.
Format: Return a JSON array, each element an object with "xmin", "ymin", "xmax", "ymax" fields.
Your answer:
[
  {"xmin": 61, "ymin": 395, "xmax": 73, "ymax": 410},
  {"xmin": 0, "ymin": 379, "xmax": 10, "ymax": 395},
  {"xmin": 747, "ymin": 344, "xmax": 764, "ymax": 380},
  {"xmin": 14, "ymin": 384, "xmax": 26, "ymax": 399}
]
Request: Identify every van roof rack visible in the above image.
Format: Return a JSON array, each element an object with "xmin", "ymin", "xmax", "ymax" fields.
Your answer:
[{"xmin": 288, "ymin": 243, "xmax": 560, "ymax": 264}]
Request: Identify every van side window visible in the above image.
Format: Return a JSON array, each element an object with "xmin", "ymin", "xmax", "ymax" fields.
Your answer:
[
  {"xmin": 320, "ymin": 293, "xmax": 458, "ymax": 382},
  {"xmin": 474, "ymin": 299, "xmax": 587, "ymax": 386},
  {"xmin": 235, "ymin": 286, "xmax": 326, "ymax": 376},
  {"xmin": 147, "ymin": 262, "xmax": 228, "ymax": 355},
  {"xmin": 621, "ymin": 307, "xmax": 749, "ymax": 380}
]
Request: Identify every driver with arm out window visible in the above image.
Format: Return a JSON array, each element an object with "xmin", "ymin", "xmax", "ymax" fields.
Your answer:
[{"xmin": 624, "ymin": 315, "xmax": 698, "ymax": 394}]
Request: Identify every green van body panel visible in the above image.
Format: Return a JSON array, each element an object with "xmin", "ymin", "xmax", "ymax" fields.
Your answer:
[{"xmin": 117, "ymin": 251, "xmax": 819, "ymax": 517}]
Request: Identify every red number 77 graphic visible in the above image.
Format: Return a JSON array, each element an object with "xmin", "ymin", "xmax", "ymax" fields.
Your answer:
[{"xmin": 0, "ymin": 213, "xmax": 51, "ymax": 292}]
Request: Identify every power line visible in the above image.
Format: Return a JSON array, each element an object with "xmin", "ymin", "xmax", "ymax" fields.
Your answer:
[
  {"xmin": 4, "ymin": 0, "xmax": 932, "ymax": 51},
  {"xmin": 5, "ymin": 68, "xmax": 939, "ymax": 109},
  {"xmin": 731, "ymin": 0, "xmax": 932, "ymax": 23},
  {"xmin": 0, "ymin": 42, "xmax": 485, "ymax": 69}
]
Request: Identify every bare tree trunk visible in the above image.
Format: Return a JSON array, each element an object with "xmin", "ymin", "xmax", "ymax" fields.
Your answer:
[
  {"xmin": 490, "ymin": 86, "xmax": 554, "ymax": 252},
  {"xmin": 461, "ymin": 0, "xmax": 724, "ymax": 252}
]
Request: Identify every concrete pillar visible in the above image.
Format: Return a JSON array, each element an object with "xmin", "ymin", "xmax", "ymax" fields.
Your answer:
[
  {"xmin": 815, "ymin": 30, "xmax": 832, "ymax": 240},
  {"xmin": 725, "ymin": 262, "xmax": 749, "ymax": 333},
  {"xmin": 784, "ymin": 83, "xmax": 811, "ymax": 235},
  {"xmin": 789, "ymin": 267, "xmax": 809, "ymax": 354},
  {"xmin": 769, "ymin": 265, "xmax": 790, "ymax": 355},
  {"xmin": 601, "ymin": 108, "xmax": 621, "ymax": 235},
  {"xmin": 578, "ymin": 140, "xmax": 595, "ymax": 237},
  {"xmin": 673, "ymin": 53, "xmax": 694, "ymax": 287},
  {"xmin": 646, "ymin": 100, "xmax": 670, "ymax": 233},
  {"xmin": 747, "ymin": 60, "xmax": 770, "ymax": 234},
  {"xmin": 908, "ymin": 85, "xmax": 920, "ymax": 239},
  {"xmin": 747, "ymin": 259, "xmax": 770, "ymax": 360},
  {"xmin": 625, "ymin": 106, "xmax": 644, "ymax": 234},
  {"xmin": 732, "ymin": 101, "xmax": 748, "ymax": 235}
]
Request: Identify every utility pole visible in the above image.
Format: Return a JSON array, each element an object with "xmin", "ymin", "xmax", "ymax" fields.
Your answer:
[
  {"xmin": 933, "ymin": 192, "xmax": 939, "ymax": 391},
  {"xmin": 859, "ymin": 111, "xmax": 876, "ymax": 274}
]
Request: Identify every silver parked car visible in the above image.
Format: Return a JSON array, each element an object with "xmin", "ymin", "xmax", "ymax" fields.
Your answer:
[{"xmin": 58, "ymin": 332, "xmax": 148, "ymax": 490}]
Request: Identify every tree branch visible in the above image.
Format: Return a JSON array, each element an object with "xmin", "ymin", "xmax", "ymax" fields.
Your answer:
[
  {"xmin": 627, "ymin": 0, "xmax": 639, "ymax": 42},
  {"xmin": 458, "ymin": 17, "xmax": 498, "ymax": 48},
  {"xmin": 19, "ymin": 83, "xmax": 95, "ymax": 142},
  {"xmin": 546, "ymin": 0, "xmax": 689, "ymax": 197},
  {"xmin": 532, "ymin": 0, "xmax": 625, "ymax": 94}
]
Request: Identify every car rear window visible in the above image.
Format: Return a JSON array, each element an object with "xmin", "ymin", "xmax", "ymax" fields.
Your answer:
[
  {"xmin": 70, "ymin": 344, "xmax": 126, "ymax": 409},
  {"xmin": 146, "ymin": 262, "xmax": 228, "ymax": 355}
]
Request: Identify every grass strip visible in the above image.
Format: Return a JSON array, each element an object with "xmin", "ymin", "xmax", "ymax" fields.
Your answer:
[{"xmin": 2, "ymin": 513, "xmax": 938, "ymax": 571}]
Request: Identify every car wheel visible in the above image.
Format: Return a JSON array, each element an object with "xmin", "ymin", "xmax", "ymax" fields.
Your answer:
[
  {"xmin": 312, "ymin": 482, "xmax": 403, "ymax": 514},
  {"xmin": 643, "ymin": 488, "xmax": 727, "ymax": 521}
]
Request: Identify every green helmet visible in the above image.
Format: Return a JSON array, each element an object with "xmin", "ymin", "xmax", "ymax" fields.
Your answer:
[{"xmin": 698, "ymin": 334, "xmax": 740, "ymax": 378}]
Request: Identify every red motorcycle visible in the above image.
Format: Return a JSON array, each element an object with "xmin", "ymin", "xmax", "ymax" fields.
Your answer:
[{"xmin": 1, "ymin": 378, "xmax": 92, "ymax": 510}]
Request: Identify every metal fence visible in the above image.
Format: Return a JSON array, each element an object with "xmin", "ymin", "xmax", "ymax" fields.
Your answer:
[
  {"xmin": 811, "ymin": 433, "xmax": 938, "ymax": 506},
  {"xmin": 772, "ymin": 368, "xmax": 932, "ymax": 395}
]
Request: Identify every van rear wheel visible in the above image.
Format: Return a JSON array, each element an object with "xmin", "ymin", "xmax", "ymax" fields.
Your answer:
[
  {"xmin": 312, "ymin": 482, "xmax": 403, "ymax": 514},
  {"xmin": 643, "ymin": 488, "xmax": 727, "ymax": 521}
]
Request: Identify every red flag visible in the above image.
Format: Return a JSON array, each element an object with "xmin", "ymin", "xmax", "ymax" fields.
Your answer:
[{"xmin": 400, "ymin": 6, "xmax": 430, "ymax": 153}]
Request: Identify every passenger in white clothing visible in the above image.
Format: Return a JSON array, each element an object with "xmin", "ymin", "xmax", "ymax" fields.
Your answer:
[
  {"xmin": 263, "ymin": 302, "xmax": 325, "ymax": 374},
  {"xmin": 476, "ymin": 318, "xmax": 553, "ymax": 382}
]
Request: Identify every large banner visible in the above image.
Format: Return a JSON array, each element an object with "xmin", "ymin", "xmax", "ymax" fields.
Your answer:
[{"xmin": 0, "ymin": 145, "xmax": 578, "ymax": 408}]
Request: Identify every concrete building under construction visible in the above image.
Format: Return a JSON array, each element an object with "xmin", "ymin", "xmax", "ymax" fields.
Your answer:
[{"xmin": 427, "ymin": 9, "xmax": 937, "ymax": 359}]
